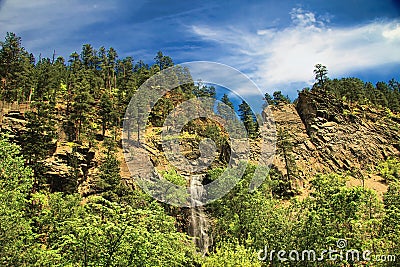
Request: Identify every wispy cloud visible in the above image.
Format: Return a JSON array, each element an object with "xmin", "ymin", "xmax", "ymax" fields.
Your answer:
[
  {"xmin": 0, "ymin": 0, "xmax": 119, "ymax": 56},
  {"xmin": 191, "ymin": 8, "xmax": 400, "ymax": 93},
  {"xmin": 0, "ymin": 0, "xmax": 212, "ymax": 61}
]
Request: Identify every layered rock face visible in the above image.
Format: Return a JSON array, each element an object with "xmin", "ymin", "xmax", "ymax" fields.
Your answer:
[
  {"xmin": 0, "ymin": 106, "xmax": 99, "ymax": 195},
  {"xmin": 270, "ymin": 102, "xmax": 326, "ymax": 180},
  {"xmin": 270, "ymin": 89, "xmax": 400, "ymax": 180}
]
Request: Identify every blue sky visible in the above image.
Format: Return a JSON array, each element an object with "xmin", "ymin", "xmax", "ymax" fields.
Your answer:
[{"xmin": 0, "ymin": 0, "xmax": 399, "ymax": 99}]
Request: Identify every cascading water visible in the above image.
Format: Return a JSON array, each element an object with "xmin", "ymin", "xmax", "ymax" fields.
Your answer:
[{"xmin": 188, "ymin": 174, "xmax": 210, "ymax": 255}]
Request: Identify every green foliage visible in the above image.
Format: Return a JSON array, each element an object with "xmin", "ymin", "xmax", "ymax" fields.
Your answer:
[
  {"xmin": 192, "ymin": 82, "xmax": 216, "ymax": 98},
  {"xmin": 96, "ymin": 139, "xmax": 124, "ymax": 201},
  {"xmin": 264, "ymin": 92, "xmax": 273, "ymax": 105},
  {"xmin": 64, "ymin": 144, "xmax": 81, "ymax": 194},
  {"xmin": 378, "ymin": 157, "xmax": 400, "ymax": 183},
  {"xmin": 208, "ymin": 169, "xmax": 390, "ymax": 266},
  {"xmin": 382, "ymin": 181, "xmax": 400, "ymax": 259},
  {"xmin": 29, "ymin": 194, "xmax": 200, "ymax": 266},
  {"xmin": 149, "ymin": 97, "xmax": 174, "ymax": 126},
  {"xmin": 208, "ymin": 164, "xmax": 282, "ymax": 248},
  {"xmin": 99, "ymin": 91, "xmax": 118, "ymax": 137},
  {"xmin": 319, "ymin": 74, "xmax": 400, "ymax": 113},
  {"xmin": 264, "ymin": 91, "xmax": 291, "ymax": 106},
  {"xmin": 309, "ymin": 64, "xmax": 400, "ymax": 112},
  {"xmin": 162, "ymin": 169, "xmax": 187, "ymax": 187},
  {"xmin": 313, "ymin": 63, "xmax": 328, "ymax": 88},
  {"xmin": 220, "ymin": 93, "xmax": 234, "ymax": 109},
  {"xmin": 154, "ymin": 51, "xmax": 173, "ymax": 70},
  {"xmin": 0, "ymin": 32, "xmax": 35, "ymax": 102},
  {"xmin": 238, "ymin": 100, "xmax": 259, "ymax": 138},
  {"xmin": 0, "ymin": 136, "xmax": 35, "ymax": 265},
  {"xmin": 20, "ymin": 101, "xmax": 56, "ymax": 187},
  {"xmin": 203, "ymin": 241, "xmax": 261, "ymax": 267},
  {"xmin": 273, "ymin": 91, "xmax": 291, "ymax": 104},
  {"xmin": 68, "ymin": 71, "xmax": 95, "ymax": 141},
  {"xmin": 276, "ymin": 128, "xmax": 297, "ymax": 192},
  {"xmin": 267, "ymin": 167, "xmax": 293, "ymax": 198}
]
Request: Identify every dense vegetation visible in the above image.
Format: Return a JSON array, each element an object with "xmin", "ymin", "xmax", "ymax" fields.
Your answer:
[{"xmin": 0, "ymin": 33, "xmax": 399, "ymax": 266}]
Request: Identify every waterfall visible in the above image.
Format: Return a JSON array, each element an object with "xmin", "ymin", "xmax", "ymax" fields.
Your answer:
[{"xmin": 188, "ymin": 174, "xmax": 210, "ymax": 255}]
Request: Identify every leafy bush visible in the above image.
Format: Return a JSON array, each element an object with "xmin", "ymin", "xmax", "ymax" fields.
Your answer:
[
  {"xmin": 378, "ymin": 157, "xmax": 400, "ymax": 183},
  {"xmin": 203, "ymin": 241, "xmax": 261, "ymax": 267}
]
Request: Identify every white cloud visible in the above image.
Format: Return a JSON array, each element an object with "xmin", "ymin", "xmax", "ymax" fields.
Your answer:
[
  {"xmin": 290, "ymin": 8, "xmax": 319, "ymax": 28},
  {"xmin": 191, "ymin": 8, "xmax": 400, "ymax": 93},
  {"xmin": 383, "ymin": 24, "xmax": 400, "ymax": 40}
]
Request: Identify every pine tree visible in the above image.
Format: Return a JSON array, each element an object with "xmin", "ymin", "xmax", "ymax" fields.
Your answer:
[
  {"xmin": 217, "ymin": 94, "xmax": 235, "ymax": 121},
  {"xmin": 263, "ymin": 92, "xmax": 273, "ymax": 106},
  {"xmin": 221, "ymin": 94, "xmax": 234, "ymax": 109},
  {"xmin": 99, "ymin": 92, "xmax": 118, "ymax": 137},
  {"xmin": 313, "ymin": 63, "xmax": 328, "ymax": 89},
  {"xmin": 272, "ymin": 91, "xmax": 290, "ymax": 104},
  {"xmin": 107, "ymin": 47, "xmax": 118, "ymax": 92},
  {"xmin": 52, "ymin": 56, "xmax": 68, "ymax": 104},
  {"xmin": 68, "ymin": 52, "xmax": 82, "ymax": 74},
  {"xmin": 81, "ymin": 44, "xmax": 98, "ymax": 70},
  {"xmin": 0, "ymin": 32, "xmax": 35, "ymax": 102},
  {"xmin": 193, "ymin": 82, "xmax": 216, "ymax": 98},
  {"xmin": 69, "ymin": 73, "xmax": 95, "ymax": 142},
  {"xmin": 375, "ymin": 81, "xmax": 389, "ymax": 108},
  {"xmin": 154, "ymin": 51, "xmax": 173, "ymax": 71},
  {"xmin": 276, "ymin": 128, "xmax": 297, "ymax": 191},
  {"xmin": 96, "ymin": 138, "xmax": 122, "ymax": 201},
  {"xmin": 20, "ymin": 101, "xmax": 56, "ymax": 190},
  {"xmin": 238, "ymin": 100, "xmax": 258, "ymax": 138},
  {"xmin": 382, "ymin": 181, "xmax": 400, "ymax": 256},
  {"xmin": 116, "ymin": 56, "xmax": 136, "ymax": 107},
  {"xmin": 34, "ymin": 57, "xmax": 58, "ymax": 102}
]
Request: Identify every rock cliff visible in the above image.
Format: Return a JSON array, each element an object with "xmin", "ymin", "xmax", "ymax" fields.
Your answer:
[{"xmin": 270, "ymin": 89, "xmax": 399, "ymax": 195}]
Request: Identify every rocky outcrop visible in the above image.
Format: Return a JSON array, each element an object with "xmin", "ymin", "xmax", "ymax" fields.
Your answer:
[
  {"xmin": 1, "ymin": 111, "xmax": 28, "ymax": 140},
  {"xmin": 296, "ymin": 90, "xmax": 399, "ymax": 171},
  {"xmin": 0, "ymin": 108, "xmax": 100, "ymax": 194},
  {"xmin": 270, "ymin": 103, "xmax": 328, "ymax": 180},
  {"xmin": 44, "ymin": 142, "xmax": 98, "ymax": 194},
  {"xmin": 269, "ymin": 89, "xmax": 400, "ymax": 181}
]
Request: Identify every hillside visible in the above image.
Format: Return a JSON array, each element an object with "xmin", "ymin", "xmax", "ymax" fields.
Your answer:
[
  {"xmin": 2, "ymin": 88, "xmax": 398, "ymax": 196},
  {"xmin": 1, "ymin": 33, "xmax": 400, "ymax": 266}
]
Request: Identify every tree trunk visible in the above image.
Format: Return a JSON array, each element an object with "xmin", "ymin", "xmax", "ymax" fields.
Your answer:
[{"xmin": 282, "ymin": 146, "xmax": 292, "ymax": 190}]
